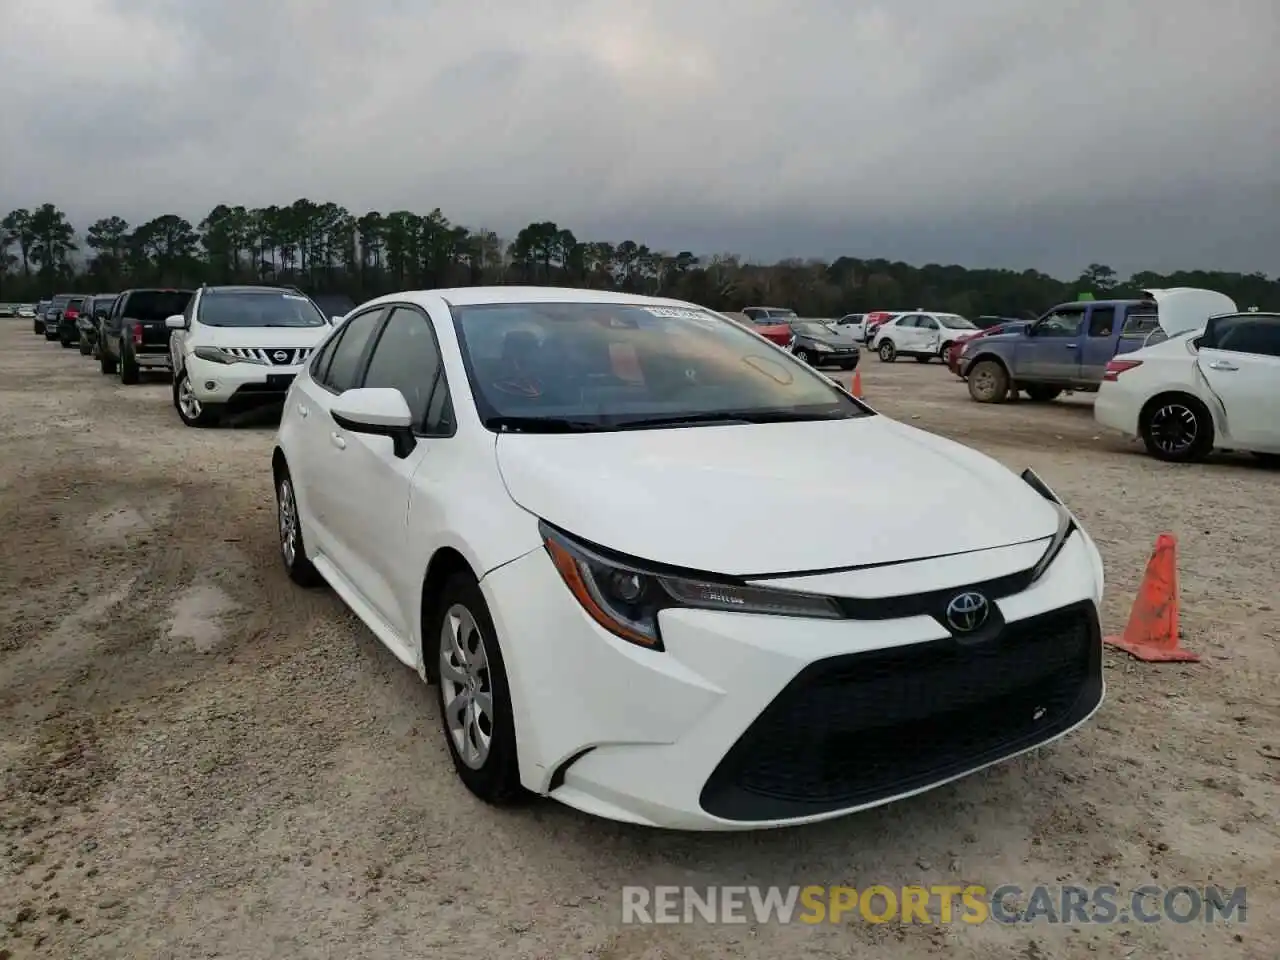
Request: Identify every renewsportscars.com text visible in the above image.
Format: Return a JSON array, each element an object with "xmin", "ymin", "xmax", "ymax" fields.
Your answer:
[{"xmin": 621, "ymin": 884, "xmax": 1247, "ymax": 925}]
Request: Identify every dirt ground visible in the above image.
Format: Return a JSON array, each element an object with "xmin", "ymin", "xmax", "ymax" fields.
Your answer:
[{"xmin": 0, "ymin": 322, "xmax": 1276, "ymax": 960}]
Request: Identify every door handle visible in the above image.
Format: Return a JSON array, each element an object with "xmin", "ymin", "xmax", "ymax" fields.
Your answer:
[
  {"xmin": 298, "ymin": 403, "xmax": 309, "ymax": 417},
  {"xmin": 330, "ymin": 432, "xmax": 346, "ymax": 449},
  {"xmin": 1064, "ymin": 343, "xmax": 1078, "ymax": 348},
  {"xmin": 1207, "ymin": 360, "xmax": 1238, "ymax": 371}
]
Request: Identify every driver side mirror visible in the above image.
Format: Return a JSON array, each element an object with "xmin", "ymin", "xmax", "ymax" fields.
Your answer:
[
  {"xmin": 330, "ymin": 315, "xmax": 345, "ymax": 324},
  {"xmin": 330, "ymin": 388, "xmax": 417, "ymax": 458},
  {"xmin": 165, "ymin": 314, "xmax": 186, "ymax": 329}
]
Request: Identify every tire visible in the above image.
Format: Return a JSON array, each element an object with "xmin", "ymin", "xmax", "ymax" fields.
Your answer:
[
  {"xmin": 1024, "ymin": 386, "xmax": 1063, "ymax": 402},
  {"xmin": 939, "ymin": 342, "xmax": 953, "ymax": 363},
  {"xmin": 60, "ymin": 332, "xmax": 75, "ymax": 348},
  {"xmin": 173, "ymin": 370, "xmax": 222, "ymax": 427},
  {"xmin": 275, "ymin": 465, "xmax": 322, "ymax": 587},
  {"xmin": 99, "ymin": 345, "xmax": 117, "ymax": 375},
  {"xmin": 431, "ymin": 573, "xmax": 525, "ymax": 806},
  {"xmin": 1140, "ymin": 395, "xmax": 1214, "ymax": 463},
  {"xmin": 878, "ymin": 340, "xmax": 897, "ymax": 362},
  {"xmin": 78, "ymin": 334, "xmax": 92, "ymax": 355},
  {"xmin": 119, "ymin": 344, "xmax": 140, "ymax": 384},
  {"xmin": 34, "ymin": 320, "xmax": 42, "ymax": 335},
  {"xmin": 967, "ymin": 359, "xmax": 1009, "ymax": 403},
  {"xmin": 795, "ymin": 348, "xmax": 812, "ymax": 365}
]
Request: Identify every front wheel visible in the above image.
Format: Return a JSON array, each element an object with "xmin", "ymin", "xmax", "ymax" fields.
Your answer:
[
  {"xmin": 173, "ymin": 370, "xmax": 222, "ymax": 427},
  {"xmin": 967, "ymin": 359, "xmax": 1009, "ymax": 403},
  {"xmin": 276, "ymin": 466, "xmax": 322, "ymax": 586},
  {"xmin": 99, "ymin": 346, "xmax": 117, "ymax": 375},
  {"xmin": 432, "ymin": 574, "xmax": 525, "ymax": 806},
  {"xmin": 795, "ymin": 348, "xmax": 813, "ymax": 365},
  {"xmin": 878, "ymin": 341, "xmax": 897, "ymax": 362},
  {"xmin": 1141, "ymin": 396, "xmax": 1214, "ymax": 462}
]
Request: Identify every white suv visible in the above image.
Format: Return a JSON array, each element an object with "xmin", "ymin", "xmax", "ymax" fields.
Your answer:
[
  {"xmin": 872, "ymin": 311, "xmax": 979, "ymax": 363},
  {"xmin": 166, "ymin": 285, "xmax": 337, "ymax": 427}
]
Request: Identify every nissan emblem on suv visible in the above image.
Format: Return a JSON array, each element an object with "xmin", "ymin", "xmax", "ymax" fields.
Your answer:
[{"xmin": 273, "ymin": 351, "xmax": 288, "ymax": 362}]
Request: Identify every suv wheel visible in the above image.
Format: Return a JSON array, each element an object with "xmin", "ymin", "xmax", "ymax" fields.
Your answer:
[
  {"xmin": 878, "ymin": 340, "xmax": 897, "ymax": 362},
  {"xmin": 967, "ymin": 359, "xmax": 1009, "ymax": 403},
  {"xmin": 173, "ymin": 370, "xmax": 222, "ymax": 427}
]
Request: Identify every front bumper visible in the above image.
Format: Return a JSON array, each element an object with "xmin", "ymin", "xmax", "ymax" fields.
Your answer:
[
  {"xmin": 185, "ymin": 355, "xmax": 300, "ymax": 404},
  {"xmin": 481, "ymin": 531, "xmax": 1105, "ymax": 830}
]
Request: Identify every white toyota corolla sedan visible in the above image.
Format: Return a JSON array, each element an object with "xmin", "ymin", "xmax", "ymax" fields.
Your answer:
[{"xmin": 271, "ymin": 287, "xmax": 1107, "ymax": 831}]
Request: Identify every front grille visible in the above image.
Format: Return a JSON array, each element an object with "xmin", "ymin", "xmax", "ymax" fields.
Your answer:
[
  {"xmin": 699, "ymin": 601, "xmax": 1102, "ymax": 822},
  {"xmin": 222, "ymin": 347, "xmax": 312, "ymax": 366}
]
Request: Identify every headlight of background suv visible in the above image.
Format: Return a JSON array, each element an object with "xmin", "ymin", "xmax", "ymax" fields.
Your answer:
[
  {"xmin": 540, "ymin": 522, "xmax": 841, "ymax": 650},
  {"xmin": 193, "ymin": 346, "xmax": 264, "ymax": 365}
]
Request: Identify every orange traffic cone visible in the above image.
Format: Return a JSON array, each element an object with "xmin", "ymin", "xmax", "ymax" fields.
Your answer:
[
  {"xmin": 851, "ymin": 371, "xmax": 863, "ymax": 398},
  {"xmin": 1104, "ymin": 533, "xmax": 1199, "ymax": 662}
]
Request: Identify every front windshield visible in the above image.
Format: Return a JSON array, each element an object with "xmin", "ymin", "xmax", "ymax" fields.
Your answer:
[
  {"xmin": 197, "ymin": 290, "xmax": 326, "ymax": 327},
  {"xmin": 792, "ymin": 321, "xmax": 831, "ymax": 337},
  {"xmin": 451, "ymin": 302, "xmax": 871, "ymax": 432},
  {"xmin": 938, "ymin": 314, "xmax": 977, "ymax": 329}
]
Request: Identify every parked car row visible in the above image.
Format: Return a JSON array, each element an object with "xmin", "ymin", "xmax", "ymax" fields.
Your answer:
[
  {"xmin": 33, "ymin": 283, "xmax": 1107, "ymax": 831},
  {"xmin": 31, "ymin": 285, "xmax": 346, "ymax": 427}
]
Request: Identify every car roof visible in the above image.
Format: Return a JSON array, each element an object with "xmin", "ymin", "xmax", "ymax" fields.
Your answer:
[{"xmin": 385, "ymin": 286, "xmax": 711, "ymax": 310}]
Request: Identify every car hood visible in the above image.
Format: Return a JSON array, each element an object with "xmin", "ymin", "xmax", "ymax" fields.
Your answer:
[
  {"xmin": 198, "ymin": 325, "xmax": 333, "ymax": 347},
  {"xmin": 1143, "ymin": 288, "xmax": 1238, "ymax": 336},
  {"xmin": 495, "ymin": 416, "xmax": 1060, "ymax": 576}
]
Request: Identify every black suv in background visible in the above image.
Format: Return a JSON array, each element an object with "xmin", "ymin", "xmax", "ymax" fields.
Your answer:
[
  {"xmin": 52, "ymin": 295, "xmax": 88, "ymax": 347},
  {"xmin": 41, "ymin": 294, "xmax": 76, "ymax": 340},
  {"xmin": 32, "ymin": 300, "xmax": 51, "ymax": 334},
  {"xmin": 100, "ymin": 288, "xmax": 194, "ymax": 383},
  {"xmin": 78, "ymin": 293, "xmax": 117, "ymax": 355}
]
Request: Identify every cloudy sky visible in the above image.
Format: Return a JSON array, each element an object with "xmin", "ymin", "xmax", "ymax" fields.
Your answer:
[{"xmin": 4, "ymin": 0, "xmax": 1278, "ymax": 277}]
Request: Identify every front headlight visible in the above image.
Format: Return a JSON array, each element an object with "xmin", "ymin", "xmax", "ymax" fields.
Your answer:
[
  {"xmin": 815, "ymin": 343, "xmax": 833, "ymax": 351},
  {"xmin": 1020, "ymin": 468, "xmax": 1084, "ymax": 584},
  {"xmin": 540, "ymin": 523, "xmax": 841, "ymax": 650},
  {"xmin": 193, "ymin": 346, "xmax": 264, "ymax": 365}
]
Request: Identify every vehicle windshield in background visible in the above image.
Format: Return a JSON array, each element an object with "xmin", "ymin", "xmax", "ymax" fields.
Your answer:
[
  {"xmin": 125, "ymin": 290, "xmax": 193, "ymax": 320},
  {"xmin": 938, "ymin": 314, "xmax": 977, "ymax": 329},
  {"xmin": 94, "ymin": 298, "xmax": 117, "ymax": 316},
  {"xmin": 451, "ymin": 302, "xmax": 870, "ymax": 431},
  {"xmin": 792, "ymin": 321, "xmax": 834, "ymax": 338},
  {"xmin": 764, "ymin": 310, "xmax": 797, "ymax": 321},
  {"xmin": 67, "ymin": 298, "xmax": 85, "ymax": 309},
  {"xmin": 197, "ymin": 290, "xmax": 327, "ymax": 327}
]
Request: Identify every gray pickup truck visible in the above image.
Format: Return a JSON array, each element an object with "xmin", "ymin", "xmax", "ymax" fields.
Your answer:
[{"xmin": 959, "ymin": 297, "xmax": 1162, "ymax": 403}]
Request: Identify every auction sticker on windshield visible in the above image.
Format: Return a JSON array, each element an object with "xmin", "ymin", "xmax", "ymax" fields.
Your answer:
[{"xmin": 642, "ymin": 307, "xmax": 717, "ymax": 323}]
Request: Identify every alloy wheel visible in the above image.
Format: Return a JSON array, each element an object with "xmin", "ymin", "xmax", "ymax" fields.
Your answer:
[
  {"xmin": 178, "ymin": 375, "xmax": 202, "ymax": 421},
  {"xmin": 277, "ymin": 478, "xmax": 298, "ymax": 567},
  {"xmin": 1149, "ymin": 403, "xmax": 1198, "ymax": 456},
  {"xmin": 439, "ymin": 604, "xmax": 494, "ymax": 770}
]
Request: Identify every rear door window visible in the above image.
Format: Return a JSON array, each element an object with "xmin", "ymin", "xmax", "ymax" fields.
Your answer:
[{"xmin": 124, "ymin": 290, "xmax": 194, "ymax": 320}]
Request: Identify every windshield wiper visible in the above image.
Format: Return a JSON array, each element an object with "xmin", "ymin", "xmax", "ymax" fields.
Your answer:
[
  {"xmin": 485, "ymin": 416, "xmax": 605, "ymax": 433},
  {"xmin": 614, "ymin": 409, "xmax": 853, "ymax": 430}
]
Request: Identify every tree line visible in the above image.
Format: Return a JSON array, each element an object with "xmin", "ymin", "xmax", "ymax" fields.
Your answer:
[{"xmin": 3, "ymin": 200, "xmax": 1277, "ymax": 318}]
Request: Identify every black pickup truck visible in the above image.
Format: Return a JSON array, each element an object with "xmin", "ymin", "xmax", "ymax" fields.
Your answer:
[{"xmin": 99, "ymin": 288, "xmax": 194, "ymax": 383}]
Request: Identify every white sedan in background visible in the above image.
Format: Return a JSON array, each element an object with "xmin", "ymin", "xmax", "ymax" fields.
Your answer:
[
  {"xmin": 271, "ymin": 286, "xmax": 1105, "ymax": 830},
  {"xmin": 1096, "ymin": 307, "xmax": 1280, "ymax": 463}
]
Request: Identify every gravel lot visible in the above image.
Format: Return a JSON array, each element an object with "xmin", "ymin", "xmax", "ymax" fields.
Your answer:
[{"xmin": 1, "ymin": 322, "xmax": 1276, "ymax": 960}]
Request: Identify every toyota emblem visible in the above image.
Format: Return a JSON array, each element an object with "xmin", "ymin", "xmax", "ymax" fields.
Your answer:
[
  {"xmin": 945, "ymin": 591, "xmax": 989, "ymax": 632},
  {"xmin": 273, "ymin": 350, "xmax": 289, "ymax": 362}
]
